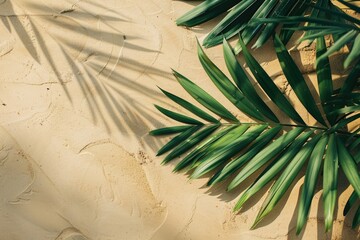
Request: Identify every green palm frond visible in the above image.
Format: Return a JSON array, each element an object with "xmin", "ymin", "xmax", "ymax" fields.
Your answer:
[
  {"xmin": 177, "ymin": 0, "xmax": 359, "ymax": 68},
  {"xmin": 344, "ymin": 190, "xmax": 360, "ymax": 228},
  {"xmin": 151, "ymin": 36, "xmax": 360, "ymax": 234},
  {"xmin": 176, "ymin": 0, "xmax": 318, "ymax": 49},
  {"xmin": 253, "ymin": 0, "xmax": 360, "ymax": 68}
]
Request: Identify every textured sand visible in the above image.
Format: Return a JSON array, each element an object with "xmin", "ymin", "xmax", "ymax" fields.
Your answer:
[{"xmin": 0, "ymin": 0, "xmax": 358, "ymax": 239}]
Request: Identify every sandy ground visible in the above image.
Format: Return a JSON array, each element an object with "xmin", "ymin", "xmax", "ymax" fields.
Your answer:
[{"xmin": 0, "ymin": 0, "xmax": 358, "ymax": 239}]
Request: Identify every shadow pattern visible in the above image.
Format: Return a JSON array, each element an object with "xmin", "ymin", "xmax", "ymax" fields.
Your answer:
[{"xmin": 0, "ymin": 0, "xmax": 172, "ymax": 145}]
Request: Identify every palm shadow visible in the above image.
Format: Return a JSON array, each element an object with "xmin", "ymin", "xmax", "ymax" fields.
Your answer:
[{"xmin": 0, "ymin": 0, "xmax": 173, "ymax": 148}]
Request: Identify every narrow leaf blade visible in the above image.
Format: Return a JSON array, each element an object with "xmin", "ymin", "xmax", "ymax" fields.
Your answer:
[
  {"xmin": 234, "ymin": 130, "xmax": 314, "ymax": 211},
  {"xmin": 253, "ymin": 134, "xmax": 322, "ymax": 228},
  {"xmin": 174, "ymin": 125, "xmax": 238, "ymax": 172},
  {"xmin": 338, "ymin": 137, "xmax": 360, "ymax": 199},
  {"xmin": 157, "ymin": 125, "xmax": 202, "ymax": 156},
  {"xmin": 197, "ymin": 40, "xmax": 264, "ymax": 121},
  {"xmin": 230, "ymin": 127, "xmax": 304, "ymax": 188},
  {"xmin": 274, "ymin": 35, "xmax": 326, "ymax": 126},
  {"xmin": 159, "ymin": 87, "xmax": 219, "ymax": 123},
  {"xmin": 173, "ymin": 70, "xmax": 239, "ymax": 122},
  {"xmin": 176, "ymin": 0, "xmax": 240, "ymax": 27},
  {"xmin": 323, "ymin": 134, "xmax": 338, "ymax": 232},
  {"xmin": 163, "ymin": 124, "xmax": 220, "ymax": 163},
  {"xmin": 238, "ymin": 36, "xmax": 305, "ymax": 124},
  {"xmin": 192, "ymin": 124, "xmax": 268, "ymax": 179},
  {"xmin": 223, "ymin": 39, "xmax": 279, "ymax": 122},
  {"xmin": 316, "ymin": 36, "xmax": 334, "ymax": 124},
  {"xmin": 296, "ymin": 134, "xmax": 328, "ymax": 234},
  {"xmin": 344, "ymin": 191, "xmax": 358, "ymax": 216},
  {"xmin": 210, "ymin": 125, "xmax": 282, "ymax": 186},
  {"xmin": 155, "ymin": 105, "xmax": 203, "ymax": 125},
  {"xmin": 149, "ymin": 125, "xmax": 193, "ymax": 136}
]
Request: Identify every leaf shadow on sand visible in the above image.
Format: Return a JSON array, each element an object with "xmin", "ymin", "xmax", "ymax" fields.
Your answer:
[{"xmin": 0, "ymin": 0, "xmax": 173, "ymax": 149}]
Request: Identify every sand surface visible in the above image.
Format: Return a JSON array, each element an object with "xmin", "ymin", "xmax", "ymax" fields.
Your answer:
[{"xmin": 0, "ymin": 0, "xmax": 358, "ymax": 239}]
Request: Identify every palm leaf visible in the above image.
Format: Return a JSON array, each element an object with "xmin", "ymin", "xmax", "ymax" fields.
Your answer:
[
  {"xmin": 203, "ymin": 0, "xmax": 264, "ymax": 48},
  {"xmin": 340, "ymin": 60, "xmax": 360, "ymax": 95},
  {"xmin": 229, "ymin": 127, "xmax": 304, "ymax": 188},
  {"xmin": 173, "ymin": 70, "xmax": 238, "ymax": 122},
  {"xmin": 176, "ymin": 0, "xmax": 313, "ymax": 49},
  {"xmin": 278, "ymin": 0, "xmax": 314, "ymax": 45},
  {"xmin": 252, "ymin": 134, "xmax": 322, "ymax": 228},
  {"xmin": 156, "ymin": 125, "xmax": 202, "ymax": 156},
  {"xmin": 323, "ymin": 133, "xmax": 338, "ymax": 231},
  {"xmin": 233, "ymin": 130, "xmax": 314, "ymax": 210},
  {"xmin": 353, "ymin": 207, "xmax": 360, "ymax": 228},
  {"xmin": 252, "ymin": 0, "xmax": 298, "ymax": 49},
  {"xmin": 197, "ymin": 39, "xmax": 264, "ymax": 121},
  {"xmin": 296, "ymin": 134, "xmax": 328, "ymax": 234},
  {"xmin": 316, "ymin": 30, "xmax": 358, "ymax": 67},
  {"xmin": 337, "ymin": 138, "xmax": 360, "ymax": 198},
  {"xmin": 174, "ymin": 125, "xmax": 238, "ymax": 172},
  {"xmin": 149, "ymin": 125, "xmax": 194, "ymax": 136},
  {"xmin": 253, "ymin": 1, "xmax": 360, "ymax": 68},
  {"xmin": 191, "ymin": 124, "xmax": 268, "ymax": 179},
  {"xmin": 158, "ymin": 87, "xmax": 219, "ymax": 123},
  {"xmin": 238, "ymin": 36, "xmax": 305, "ymax": 124},
  {"xmin": 233, "ymin": 0, "xmax": 280, "ymax": 52},
  {"xmin": 344, "ymin": 190, "xmax": 358, "ymax": 216},
  {"xmin": 209, "ymin": 125, "xmax": 282, "ymax": 186},
  {"xmin": 176, "ymin": 0, "xmax": 240, "ymax": 27},
  {"xmin": 343, "ymin": 188, "xmax": 360, "ymax": 229},
  {"xmin": 344, "ymin": 34, "xmax": 360, "ymax": 69},
  {"xmin": 151, "ymin": 34, "xmax": 360, "ymax": 234},
  {"xmin": 176, "ymin": 0, "xmax": 359, "ymax": 70},
  {"xmin": 154, "ymin": 105, "xmax": 203, "ymax": 125},
  {"xmin": 162, "ymin": 124, "xmax": 220, "ymax": 164},
  {"xmin": 223, "ymin": 39, "xmax": 279, "ymax": 122},
  {"xmin": 316, "ymin": 36, "xmax": 333, "ymax": 104},
  {"xmin": 274, "ymin": 35, "xmax": 327, "ymax": 126}
]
